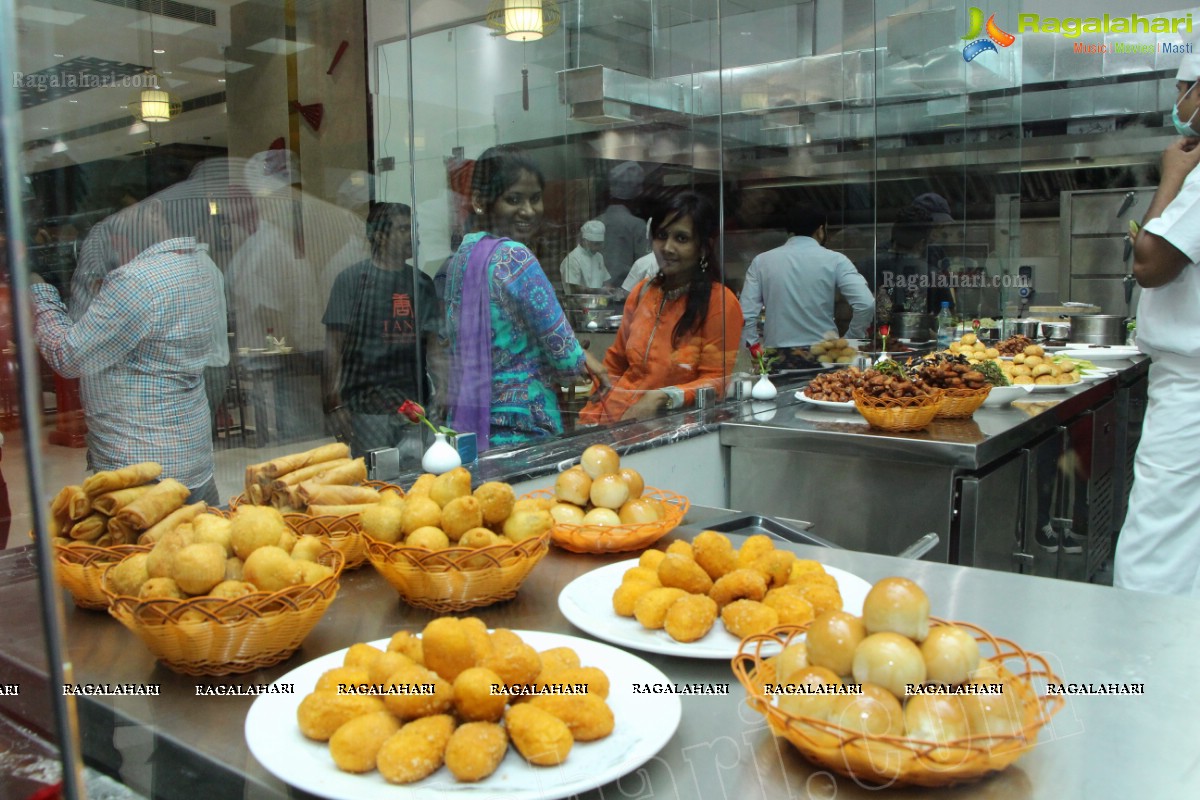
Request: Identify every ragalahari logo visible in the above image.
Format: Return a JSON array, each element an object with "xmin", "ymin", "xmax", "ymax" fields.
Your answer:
[{"xmin": 962, "ymin": 7, "xmax": 1016, "ymax": 61}]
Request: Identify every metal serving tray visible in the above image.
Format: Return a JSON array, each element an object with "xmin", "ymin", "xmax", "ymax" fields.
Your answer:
[{"xmin": 676, "ymin": 512, "xmax": 839, "ymax": 549}]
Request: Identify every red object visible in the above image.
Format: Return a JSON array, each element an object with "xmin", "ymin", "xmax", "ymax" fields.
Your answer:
[
  {"xmin": 290, "ymin": 101, "xmax": 324, "ymax": 132},
  {"xmin": 878, "ymin": 324, "xmax": 891, "ymax": 337},
  {"xmin": 748, "ymin": 342, "xmax": 763, "ymax": 359},
  {"xmin": 268, "ymin": 137, "xmax": 285, "ymax": 150},
  {"xmin": 397, "ymin": 400, "xmax": 424, "ymax": 424},
  {"xmin": 327, "ymin": 40, "xmax": 349, "ymax": 75},
  {"xmin": 26, "ymin": 782, "xmax": 63, "ymax": 800}
]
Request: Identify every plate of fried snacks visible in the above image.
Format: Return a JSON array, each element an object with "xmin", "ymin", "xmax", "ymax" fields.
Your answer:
[
  {"xmin": 795, "ymin": 393, "xmax": 856, "ymax": 412},
  {"xmin": 558, "ymin": 531, "xmax": 872, "ymax": 659},
  {"xmin": 246, "ymin": 620, "xmax": 681, "ymax": 800}
]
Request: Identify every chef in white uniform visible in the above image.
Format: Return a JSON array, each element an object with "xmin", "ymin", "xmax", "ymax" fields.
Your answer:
[
  {"xmin": 560, "ymin": 220, "xmax": 610, "ymax": 293},
  {"xmin": 1114, "ymin": 48, "xmax": 1200, "ymax": 595}
]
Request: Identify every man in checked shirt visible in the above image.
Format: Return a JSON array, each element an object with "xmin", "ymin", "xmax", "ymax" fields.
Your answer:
[{"xmin": 30, "ymin": 197, "xmax": 229, "ymax": 505}]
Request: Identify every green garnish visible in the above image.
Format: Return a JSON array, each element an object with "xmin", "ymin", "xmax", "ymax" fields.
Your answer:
[{"xmin": 977, "ymin": 360, "xmax": 1010, "ymax": 387}]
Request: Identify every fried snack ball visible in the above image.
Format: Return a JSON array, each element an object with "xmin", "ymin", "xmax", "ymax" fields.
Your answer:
[
  {"xmin": 481, "ymin": 629, "xmax": 542, "ymax": 687},
  {"xmin": 736, "ymin": 534, "xmax": 776, "ymax": 569},
  {"xmin": 139, "ymin": 577, "xmax": 187, "ymax": 599},
  {"xmin": 368, "ymin": 651, "xmax": 418, "ymax": 687},
  {"xmin": 461, "ymin": 617, "xmax": 496, "ymax": 663},
  {"xmin": 763, "ymin": 587, "xmax": 816, "ymax": 627},
  {"xmin": 376, "ymin": 714, "xmax": 456, "ymax": 784},
  {"xmin": 192, "ymin": 514, "xmax": 233, "ymax": 556},
  {"xmin": 344, "ymin": 643, "xmax": 386, "ymax": 672},
  {"xmin": 505, "ymin": 704, "xmax": 573, "ymax": 766},
  {"xmin": 231, "ymin": 505, "xmax": 288, "ymax": 560},
  {"xmin": 623, "ymin": 566, "xmax": 660, "ymax": 585},
  {"xmin": 440, "ymin": 496, "xmax": 483, "ymax": 541},
  {"xmin": 360, "ymin": 503, "xmax": 404, "ymax": 544},
  {"xmin": 297, "ymin": 560, "xmax": 334, "ymax": 584},
  {"xmin": 799, "ymin": 583, "xmax": 844, "ymax": 617},
  {"xmin": 401, "ymin": 496, "xmax": 443, "ymax": 536},
  {"xmin": 171, "ymin": 542, "xmax": 227, "ymax": 595},
  {"xmin": 297, "ymin": 691, "xmax": 385, "ymax": 741},
  {"xmin": 242, "ymin": 545, "xmax": 302, "ymax": 592},
  {"xmin": 407, "ymin": 473, "xmax": 437, "ymax": 498},
  {"xmin": 406, "ymin": 526, "xmax": 450, "ymax": 550},
  {"xmin": 459, "ymin": 528, "xmax": 502, "ymax": 549},
  {"xmin": 381, "ymin": 664, "xmax": 454, "ymax": 720},
  {"xmin": 541, "ymin": 666, "xmax": 609, "ymax": 699},
  {"xmin": 638, "ymin": 549, "xmax": 666, "ymax": 571},
  {"xmin": 330, "ymin": 710, "xmax": 402, "ymax": 773},
  {"xmin": 749, "ymin": 550, "xmax": 796, "ymax": 589},
  {"xmin": 657, "ymin": 553, "xmax": 714, "ymax": 595},
  {"xmin": 791, "ymin": 570, "xmax": 839, "ymax": 592},
  {"xmin": 789, "ymin": 559, "xmax": 826, "ymax": 582},
  {"xmin": 379, "ymin": 489, "xmax": 405, "ymax": 506},
  {"xmin": 503, "ymin": 509, "xmax": 552, "ymax": 542},
  {"xmin": 530, "ymin": 694, "xmax": 615, "ymax": 741},
  {"xmin": 277, "ymin": 528, "xmax": 298, "ymax": 554},
  {"xmin": 147, "ymin": 530, "xmax": 188, "ymax": 579},
  {"xmin": 386, "ymin": 631, "xmax": 424, "ymax": 664},
  {"xmin": 539, "ymin": 647, "xmax": 581, "ymax": 674},
  {"xmin": 513, "ymin": 496, "xmax": 555, "ymax": 513},
  {"xmin": 708, "ymin": 569, "xmax": 768, "ymax": 609},
  {"xmin": 473, "ymin": 481, "xmax": 516, "ymax": 526},
  {"xmin": 720, "ymin": 599, "xmax": 780, "ymax": 639},
  {"xmin": 209, "ymin": 579, "xmax": 258, "ymax": 601},
  {"xmin": 663, "ymin": 593, "xmax": 719, "ymax": 643},
  {"xmin": 632, "ymin": 587, "xmax": 688, "ymax": 630},
  {"xmin": 315, "ymin": 666, "xmax": 370, "ymax": 693},
  {"xmin": 223, "ymin": 556, "xmax": 244, "ymax": 581},
  {"xmin": 108, "ymin": 553, "xmax": 150, "ymax": 597},
  {"xmin": 422, "ymin": 617, "xmax": 478, "ymax": 682},
  {"xmin": 612, "ymin": 579, "xmax": 659, "ymax": 617},
  {"xmin": 665, "ymin": 539, "xmax": 693, "ymax": 559},
  {"xmin": 693, "ymin": 530, "xmax": 737, "ymax": 580},
  {"xmin": 430, "ymin": 467, "xmax": 472, "ymax": 508},
  {"xmin": 444, "ymin": 721, "xmax": 508, "ymax": 782},
  {"xmin": 452, "ymin": 666, "xmax": 508, "ymax": 722},
  {"xmin": 290, "ymin": 534, "xmax": 326, "ymax": 562}
]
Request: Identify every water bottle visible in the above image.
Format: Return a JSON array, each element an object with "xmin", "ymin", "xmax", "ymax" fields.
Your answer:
[{"xmin": 936, "ymin": 302, "xmax": 955, "ymax": 350}]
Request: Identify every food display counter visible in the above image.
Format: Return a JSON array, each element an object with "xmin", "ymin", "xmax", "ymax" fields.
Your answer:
[{"xmin": 2, "ymin": 506, "xmax": 1197, "ymax": 799}]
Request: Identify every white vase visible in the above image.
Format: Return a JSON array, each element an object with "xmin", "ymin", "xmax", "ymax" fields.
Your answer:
[
  {"xmin": 421, "ymin": 432, "xmax": 462, "ymax": 474},
  {"xmin": 751, "ymin": 374, "xmax": 777, "ymax": 400}
]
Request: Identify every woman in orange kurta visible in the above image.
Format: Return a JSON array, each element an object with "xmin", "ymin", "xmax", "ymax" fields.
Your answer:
[{"xmin": 580, "ymin": 192, "xmax": 742, "ymax": 424}]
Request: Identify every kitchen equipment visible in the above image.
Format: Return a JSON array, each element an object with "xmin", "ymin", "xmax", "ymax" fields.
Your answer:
[
  {"xmin": 1070, "ymin": 314, "xmax": 1126, "ymax": 345},
  {"xmin": 1040, "ymin": 321, "xmax": 1071, "ymax": 341},
  {"xmin": 891, "ymin": 312, "xmax": 934, "ymax": 340},
  {"xmin": 569, "ymin": 309, "xmax": 622, "ymax": 330},
  {"xmin": 1010, "ymin": 320, "xmax": 1041, "ymax": 339},
  {"xmin": 564, "ymin": 293, "xmax": 611, "ymax": 310}
]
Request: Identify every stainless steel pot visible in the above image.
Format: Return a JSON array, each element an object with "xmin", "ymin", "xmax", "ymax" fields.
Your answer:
[
  {"xmin": 1040, "ymin": 321, "xmax": 1071, "ymax": 340},
  {"xmin": 1009, "ymin": 320, "xmax": 1041, "ymax": 339},
  {"xmin": 891, "ymin": 312, "xmax": 934, "ymax": 340},
  {"xmin": 564, "ymin": 293, "xmax": 610, "ymax": 310},
  {"xmin": 1070, "ymin": 314, "xmax": 1126, "ymax": 345}
]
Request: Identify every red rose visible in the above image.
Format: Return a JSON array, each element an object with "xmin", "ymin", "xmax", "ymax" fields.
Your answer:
[
  {"xmin": 397, "ymin": 399, "xmax": 425, "ymax": 424},
  {"xmin": 878, "ymin": 324, "xmax": 891, "ymax": 337},
  {"xmin": 748, "ymin": 342, "xmax": 764, "ymax": 360}
]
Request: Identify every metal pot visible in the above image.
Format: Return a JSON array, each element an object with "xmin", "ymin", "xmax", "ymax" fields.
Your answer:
[
  {"xmin": 1040, "ymin": 321, "xmax": 1071, "ymax": 340},
  {"xmin": 1070, "ymin": 314, "xmax": 1126, "ymax": 345},
  {"xmin": 1009, "ymin": 320, "xmax": 1041, "ymax": 339},
  {"xmin": 564, "ymin": 293, "xmax": 610, "ymax": 310},
  {"xmin": 891, "ymin": 312, "xmax": 934, "ymax": 341}
]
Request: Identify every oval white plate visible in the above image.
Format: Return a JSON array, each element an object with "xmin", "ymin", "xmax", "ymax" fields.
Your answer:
[
  {"xmin": 794, "ymin": 392, "xmax": 857, "ymax": 412},
  {"xmin": 559, "ymin": 559, "xmax": 872, "ymax": 660},
  {"xmin": 1061, "ymin": 346, "xmax": 1140, "ymax": 361},
  {"xmin": 246, "ymin": 631, "xmax": 681, "ymax": 800}
]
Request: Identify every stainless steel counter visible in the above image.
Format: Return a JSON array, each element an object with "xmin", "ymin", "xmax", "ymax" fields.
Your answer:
[{"xmin": 2, "ymin": 506, "xmax": 1197, "ymax": 799}]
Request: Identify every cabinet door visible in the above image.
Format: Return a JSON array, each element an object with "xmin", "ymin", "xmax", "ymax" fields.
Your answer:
[{"xmin": 955, "ymin": 452, "xmax": 1026, "ymax": 572}]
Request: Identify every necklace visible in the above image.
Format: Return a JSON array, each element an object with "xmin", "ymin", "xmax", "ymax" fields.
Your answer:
[{"xmin": 662, "ymin": 283, "xmax": 689, "ymax": 301}]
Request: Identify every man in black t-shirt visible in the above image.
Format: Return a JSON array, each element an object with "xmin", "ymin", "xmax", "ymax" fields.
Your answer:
[{"xmin": 322, "ymin": 203, "xmax": 442, "ymax": 458}]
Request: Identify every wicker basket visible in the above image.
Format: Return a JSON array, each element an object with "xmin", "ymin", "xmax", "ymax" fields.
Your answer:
[
  {"xmin": 852, "ymin": 388, "xmax": 944, "ymax": 432},
  {"xmin": 520, "ymin": 487, "xmax": 689, "ymax": 553},
  {"xmin": 101, "ymin": 548, "xmax": 345, "ymax": 676},
  {"xmin": 935, "ymin": 386, "xmax": 992, "ymax": 419},
  {"xmin": 54, "ymin": 543, "xmax": 153, "ymax": 610},
  {"xmin": 363, "ymin": 531, "xmax": 549, "ymax": 612},
  {"xmin": 732, "ymin": 619, "xmax": 1065, "ymax": 788}
]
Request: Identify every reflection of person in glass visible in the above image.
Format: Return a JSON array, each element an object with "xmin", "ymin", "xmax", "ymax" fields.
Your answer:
[
  {"xmin": 322, "ymin": 202, "xmax": 441, "ymax": 459},
  {"xmin": 580, "ymin": 192, "xmax": 741, "ymax": 423},
  {"xmin": 443, "ymin": 146, "xmax": 606, "ymax": 450},
  {"xmin": 866, "ymin": 204, "xmax": 953, "ymax": 320},
  {"xmin": 560, "ymin": 220, "xmax": 609, "ymax": 293}
]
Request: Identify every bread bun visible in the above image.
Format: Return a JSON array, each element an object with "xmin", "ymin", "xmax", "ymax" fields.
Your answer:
[
  {"xmin": 920, "ymin": 625, "xmax": 980, "ymax": 686},
  {"xmin": 589, "ymin": 473, "xmax": 630, "ymax": 510},
  {"xmin": 582, "ymin": 507, "xmax": 621, "ymax": 527},
  {"xmin": 618, "ymin": 498, "xmax": 660, "ymax": 525},
  {"xmin": 774, "ymin": 642, "xmax": 808, "ymax": 684},
  {"xmin": 777, "ymin": 665, "xmax": 841, "ymax": 721},
  {"xmin": 962, "ymin": 678, "xmax": 1024, "ymax": 739},
  {"xmin": 903, "ymin": 693, "xmax": 969, "ymax": 743},
  {"xmin": 548, "ymin": 502, "xmax": 586, "ymax": 525},
  {"xmin": 862, "ymin": 577, "xmax": 930, "ymax": 641},
  {"xmin": 580, "ymin": 444, "xmax": 620, "ymax": 479},
  {"xmin": 851, "ymin": 632, "xmax": 926, "ymax": 700},
  {"xmin": 805, "ymin": 611, "xmax": 867, "ymax": 677},
  {"xmin": 619, "ymin": 468, "xmax": 645, "ymax": 499},
  {"xmin": 829, "ymin": 682, "xmax": 903, "ymax": 736},
  {"xmin": 555, "ymin": 469, "xmax": 592, "ymax": 506}
]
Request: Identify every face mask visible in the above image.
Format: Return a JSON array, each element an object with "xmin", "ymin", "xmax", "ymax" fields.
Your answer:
[{"xmin": 1173, "ymin": 81, "xmax": 1199, "ymax": 136}]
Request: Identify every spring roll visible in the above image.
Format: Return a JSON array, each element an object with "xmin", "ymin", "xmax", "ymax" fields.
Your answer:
[
  {"xmin": 106, "ymin": 525, "xmax": 136, "ymax": 546},
  {"xmin": 82, "ymin": 462, "xmax": 163, "ymax": 497},
  {"xmin": 300, "ymin": 458, "xmax": 367, "ymax": 488},
  {"xmin": 140, "ymin": 502, "xmax": 207, "ymax": 543},
  {"xmin": 271, "ymin": 485, "xmax": 304, "ymax": 510},
  {"xmin": 297, "ymin": 483, "xmax": 381, "ymax": 507},
  {"xmin": 260, "ymin": 443, "xmax": 351, "ymax": 480},
  {"xmin": 67, "ymin": 513, "xmax": 108, "ymax": 541},
  {"xmin": 50, "ymin": 486, "xmax": 81, "ymax": 526},
  {"xmin": 306, "ymin": 503, "xmax": 377, "ymax": 517},
  {"xmin": 274, "ymin": 458, "xmax": 354, "ymax": 488},
  {"xmin": 113, "ymin": 479, "xmax": 191, "ymax": 531},
  {"xmin": 92, "ymin": 485, "xmax": 155, "ymax": 516}
]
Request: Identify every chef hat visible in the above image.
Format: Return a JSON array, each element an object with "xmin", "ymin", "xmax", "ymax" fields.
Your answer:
[
  {"xmin": 581, "ymin": 219, "xmax": 605, "ymax": 241},
  {"xmin": 1177, "ymin": 13, "xmax": 1200, "ymax": 81},
  {"xmin": 913, "ymin": 193, "xmax": 954, "ymax": 224},
  {"xmin": 608, "ymin": 161, "xmax": 644, "ymax": 200}
]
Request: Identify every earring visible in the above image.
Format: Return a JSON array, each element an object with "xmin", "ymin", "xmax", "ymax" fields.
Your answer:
[
  {"xmin": 473, "ymin": 207, "xmax": 483, "ymax": 214},
  {"xmin": 699, "ymin": 255, "xmax": 709, "ymax": 273}
]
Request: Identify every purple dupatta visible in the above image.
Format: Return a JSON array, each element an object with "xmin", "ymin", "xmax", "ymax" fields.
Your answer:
[{"xmin": 449, "ymin": 235, "xmax": 507, "ymax": 450}]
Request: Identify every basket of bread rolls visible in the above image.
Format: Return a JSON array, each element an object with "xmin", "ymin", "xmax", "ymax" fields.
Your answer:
[
  {"xmin": 359, "ymin": 468, "xmax": 549, "ymax": 612},
  {"xmin": 237, "ymin": 443, "xmax": 400, "ymax": 569},
  {"xmin": 521, "ymin": 444, "xmax": 689, "ymax": 554},
  {"xmin": 732, "ymin": 577, "xmax": 1064, "ymax": 787},
  {"xmin": 45, "ymin": 463, "xmax": 216, "ymax": 609},
  {"xmin": 101, "ymin": 505, "xmax": 345, "ymax": 675}
]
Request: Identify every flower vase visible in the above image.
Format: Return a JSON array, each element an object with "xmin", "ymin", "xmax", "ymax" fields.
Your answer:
[
  {"xmin": 751, "ymin": 374, "xmax": 777, "ymax": 400},
  {"xmin": 421, "ymin": 432, "xmax": 462, "ymax": 475}
]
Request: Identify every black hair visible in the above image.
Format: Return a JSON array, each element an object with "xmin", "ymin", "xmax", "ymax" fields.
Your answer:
[
  {"xmin": 471, "ymin": 145, "xmax": 545, "ymax": 229},
  {"xmin": 788, "ymin": 205, "xmax": 827, "ymax": 237},
  {"xmin": 366, "ymin": 201, "xmax": 412, "ymax": 259},
  {"xmin": 649, "ymin": 191, "xmax": 721, "ymax": 346},
  {"xmin": 891, "ymin": 204, "xmax": 933, "ymax": 253}
]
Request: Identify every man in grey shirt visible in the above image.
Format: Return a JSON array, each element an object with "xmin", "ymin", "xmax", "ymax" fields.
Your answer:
[{"xmin": 740, "ymin": 206, "xmax": 874, "ymax": 347}]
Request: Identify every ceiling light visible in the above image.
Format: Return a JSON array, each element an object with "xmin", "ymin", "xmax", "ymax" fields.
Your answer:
[
  {"xmin": 153, "ymin": 48, "xmax": 166, "ymax": 54},
  {"xmin": 486, "ymin": 0, "xmax": 561, "ymax": 42},
  {"xmin": 53, "ymin": 52, "xmax": 64, "ymax": 58},
  {"xmin": 51, "ymin": 140, "xmax": 68, "ymax": 154},
  {"xmin": 137, "ymin": 88, "xmax": 172, "ymax": 123}
]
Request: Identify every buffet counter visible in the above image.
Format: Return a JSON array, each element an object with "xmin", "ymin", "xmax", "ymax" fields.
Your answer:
[{"xmin": 1, "ymin": 508, "xmax": 1196, "ymax": 799}]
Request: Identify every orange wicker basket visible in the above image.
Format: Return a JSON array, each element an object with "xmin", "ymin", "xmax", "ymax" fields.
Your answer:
[
  {"xmin": 852, "ymin": 388, "xmax": 944, "ymax": 432},
  {"xmin": 935, "ymin": 386, "xmax": 992, "ymax": 419},
  {"xmin": 520, "ymin": 487, "xmax": 689, "ymax": 553},
  {"xmin": 363, "ymin": 531, "xmax": 549, "ymax": 612},
  {"xmin": 54, "ymin": 543, "xmax": 153, "ymax": 610},
  {"xmin": 732, "ymin": 619, "xmax": 1065, "ymax": 788},
  {"xmin": 101, "ymin": 547, "xmax": 345, "ymax": 676}
]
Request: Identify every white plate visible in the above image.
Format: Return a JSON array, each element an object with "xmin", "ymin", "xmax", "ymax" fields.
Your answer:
[
  {"xmin": 1078, "ymin": 371, "xmax": 1112, "ymax": 383},
  {"xmin": 246, "ymin": 631, "xmax": 681, "ymax": 800},
  {"xmin": 558, "ymin": 559, "xmax": 872, "ymax": 660},
  {"xmin": 1061, "ymin": 346, "xmax": 1140, "ymax": 361},
  {"xmin": 981, "ymin": 385, "xmax": 1032, "ymax": 406},
  {"xmin": 794, "ymin": 392, "xmax": 856, "ymax": 412}
]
